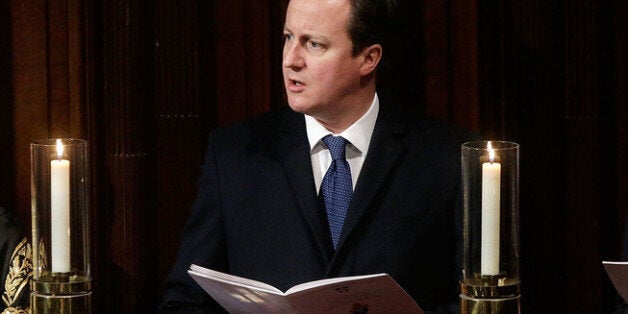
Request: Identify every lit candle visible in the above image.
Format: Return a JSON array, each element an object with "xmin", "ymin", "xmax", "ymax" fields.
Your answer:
[
  {"xmin": 51, "ymin": 139, "xmax": 71, "ymax": 273},
  {"xmin": 481, "ymin": 141, "xmax": 501, "ymax": 275}
]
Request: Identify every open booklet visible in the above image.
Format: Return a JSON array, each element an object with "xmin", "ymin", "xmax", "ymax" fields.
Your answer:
[
  {"xmin": 188, "ymin": 264, "xmax": 423, "ymax": 313},
  {"xmin": 603, "ymin": 261, "xmax": 628, "ymax": 302}
]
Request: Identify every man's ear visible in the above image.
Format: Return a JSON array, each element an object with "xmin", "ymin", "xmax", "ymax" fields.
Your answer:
[{"xmin": 359, "ymin": 44, "xmax": 382, "ymax": 77}]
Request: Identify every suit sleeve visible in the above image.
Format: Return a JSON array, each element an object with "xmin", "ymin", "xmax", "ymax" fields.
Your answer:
[{"xmin": 159, "ymin": 133, "xmax": 229, "ymax": 313}]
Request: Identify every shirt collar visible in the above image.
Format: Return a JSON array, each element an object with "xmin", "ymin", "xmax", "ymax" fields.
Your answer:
[{"xmin": 305, "ymin": 93, "xmax": 380, "ymax": 155}]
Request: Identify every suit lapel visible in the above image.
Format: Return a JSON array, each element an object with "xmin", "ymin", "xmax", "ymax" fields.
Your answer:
[
  {"xmin": 330, "ymin": 117, "xmax": 408, "ymax": 266},
  {"xmin": 275, "ymin": 110, "xmax": 335, "ymax": 263}
]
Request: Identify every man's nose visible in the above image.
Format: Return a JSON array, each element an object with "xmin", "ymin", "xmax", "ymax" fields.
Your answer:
[{"xmin": 283, "ymin": 43, "xmax": 305, "ymax": 70}]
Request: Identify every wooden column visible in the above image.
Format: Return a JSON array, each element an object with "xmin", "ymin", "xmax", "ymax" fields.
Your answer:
[
  {"xmin": 562, "ymin": 1, "xmax": 617, "ymax": 311},
  {"xmin": 0, "ymin": 0, "xmax": 14, "ymax": 212},
  {"xmin": 10, "ymin": 1, "xmax": 49, "ymax": 226},
  {"xmin": 421, "ymin": 0, "xmax": 479, "ymax": 131},
  {"xmin": 99, "ymin": 1, "xmax": 156, "ymax": 311},
  {"xmin": 153, "ymin": 0, "xmax": 211, "ymax": 294},
  {"xmin": 213, "ymin": 1, "xmax": 273, "ymax": 125},
  {"xmin": 613, "ymin": 0, "xmax": 628, "ymax": 253}
]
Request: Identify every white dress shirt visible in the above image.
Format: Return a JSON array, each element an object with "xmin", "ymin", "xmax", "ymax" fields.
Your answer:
[{"xmin": 305, "ymin": 94, "xmax": 380, "ymax": 194}]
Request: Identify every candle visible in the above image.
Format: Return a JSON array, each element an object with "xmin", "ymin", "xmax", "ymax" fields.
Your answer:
[
  {"xmin": 481, "ymin": 141, "xmax": 501, "ymax": 275},
  {"xmin": 51, "ymin": 139, "xmax": 71, "ymax": 273}
]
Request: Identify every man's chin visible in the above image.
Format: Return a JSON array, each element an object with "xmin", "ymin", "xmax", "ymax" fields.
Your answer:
[{"xmin": 287, "ymin": 101, "xmax": 312, "ymax": 115}]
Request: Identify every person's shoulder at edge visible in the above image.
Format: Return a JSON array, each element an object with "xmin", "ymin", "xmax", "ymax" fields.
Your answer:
[
  {"xmin": 381, "ymin": 107, "xmax": 481, "ymax": 145},
  {"xmin": 215, "ymin": 105, "xmax": 298, "ymax": 133},
  {"xmin": 376, "ymin": 96, "xmax": 480, "ymax": 142},
  {"xmin": 418, "ymin": 116, "xmax": 481, "ymax": 146},
  {"xmin": 205, "ymin": 106, "xmax": 303, "ymax": 150}
]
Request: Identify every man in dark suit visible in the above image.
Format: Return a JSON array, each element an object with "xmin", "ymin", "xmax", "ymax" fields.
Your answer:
[{"xmin": 160, "ymin": 0, "xmax": 474, "ymax": 312}]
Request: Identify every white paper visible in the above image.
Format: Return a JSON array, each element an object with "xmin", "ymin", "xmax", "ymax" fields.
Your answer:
[
  {"xmin": 603, "ymin": 261, "xmax": 628, "ymax": 302},
  {"xmin": 188, "ymin": 264, "xmax": 424, "ymax": 313}
]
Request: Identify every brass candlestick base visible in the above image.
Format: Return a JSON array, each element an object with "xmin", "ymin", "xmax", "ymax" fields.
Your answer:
[
  {"xmin": 460, "ymin": 294, "xmax": 520, "ymax": 314},
  {"xmin": 31, "ymin": 292, "xmax": 91, "ymax": 314},
  {"xmin": 30, "ymin": 273, "xmax": 92, "ymax": 313},
  {"xmin": 460, "ymin": 275, "xmax": 521, "ymax": 314}
]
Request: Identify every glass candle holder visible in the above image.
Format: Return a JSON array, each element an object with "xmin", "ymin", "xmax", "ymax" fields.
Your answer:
[
  {"xmin": 30, "ymin": 138, "xmax": 91, "ymax": 312},
  {"xmin": 460, "ymin": 141, "xmax": 520, "ymax": 313}
]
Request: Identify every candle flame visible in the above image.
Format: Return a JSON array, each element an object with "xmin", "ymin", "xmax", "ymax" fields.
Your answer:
[
  {"xmin": 56, "ymin": 139, "xmax": 64, "ymax": 159},
  {"xmin": 487, "ymin": 141, "xmax": 495, "ymax": 162}
]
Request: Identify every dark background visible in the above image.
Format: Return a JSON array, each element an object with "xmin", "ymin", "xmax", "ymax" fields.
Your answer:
[{"xmin": 0, "ymin": 0, "xmax": 626, "ymax": 312}]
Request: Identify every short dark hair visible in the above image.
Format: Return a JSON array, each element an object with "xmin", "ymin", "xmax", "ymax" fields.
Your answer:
[{"xmin": 346, "ymin": 0, "xmax": 397, "ymax": 56}]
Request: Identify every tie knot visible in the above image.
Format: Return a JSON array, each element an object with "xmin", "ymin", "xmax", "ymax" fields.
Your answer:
[{"xmin": 323, "ymin": 135, "xmax": 348, "ymax": 161}]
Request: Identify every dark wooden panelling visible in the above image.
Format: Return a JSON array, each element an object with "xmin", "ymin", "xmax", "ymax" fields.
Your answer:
[
  {"xmin": 0, "ymin": 0, "xmax": 15, "ymax": 211},
  {"xmin": 214, "ymin": 1, "xmax": 247, "ymax": 124},
  {"xmin": 244, "ymin": 1, "xmax": 272, "ymax": 117},
  {"xmin": 48, "ymin": 0, "xmax": 71, "ymax": 137},
  {"xmin": 614, "ymin": 0, "xmax": 628, "ymax": 243},
  {"xmin": 11, "ymin": 1, "xmax": 49, "ymax": 227},
  {"xmin": 8, "ymin": 0, "xmax": 85, "ymax": 229},
  {"xmin": 100, "ymin": 1, "xmax": 156, "ymax": 312},
  {"xmin": 449, "ymin": 0, "xmax": 479, "ymax": 131},
  {"xmin": 479, "ymin": 0, "xmax": 619, "ymax": 312},
  {"xmin": 154, "ymin": 0, "xmax": 208, "ymax": 301},
  {"xmin": 67, "ymin": 0, "xmax": 86, "ymax": 137},
  {"xmin": 479, "ymin": 2, "xmax": 568, "ymax": 310},
  {"xmin": 213, "ymin": 1, "xmax": 273, "ymax": 125},
  {"xmin": 398, "ymin": 0, "xmax": 479, "ymax": 130},
  {"xmin": 562, "ymin": 1, "xmax": 617, "ymax": 311},
  {"xmin": 422, "ymin": 0, "xmax": 449, "ymax": 120}
]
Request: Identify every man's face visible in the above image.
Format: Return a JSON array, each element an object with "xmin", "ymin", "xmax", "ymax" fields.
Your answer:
[{"xmin": 282, "ymin": 0, "xmax": 364, "ymax": 122}]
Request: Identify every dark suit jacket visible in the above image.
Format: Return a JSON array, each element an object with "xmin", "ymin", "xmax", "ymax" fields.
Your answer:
[{"xmin": 160, "ymin": 105, "xmax": 476, "ymax": 313}]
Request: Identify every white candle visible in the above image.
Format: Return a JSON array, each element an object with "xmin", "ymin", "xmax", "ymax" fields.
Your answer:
[
  {"xmin": 51, "ymin": 139, "xmax": 71, "ymax": 273},
  {"xmin": 481, "ymin": 142, "xmax": 501, "ymax": 275}
]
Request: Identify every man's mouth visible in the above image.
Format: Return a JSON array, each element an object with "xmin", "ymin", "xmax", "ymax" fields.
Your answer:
[{"xmin": 287, "ymin": 79, "xmax": 306, "ymax": 91}]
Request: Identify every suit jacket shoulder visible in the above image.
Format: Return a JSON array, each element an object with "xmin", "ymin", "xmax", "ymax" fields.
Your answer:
[{"xmin": 207, "ymin": 106, "xmax": 304, "ymax": 154}]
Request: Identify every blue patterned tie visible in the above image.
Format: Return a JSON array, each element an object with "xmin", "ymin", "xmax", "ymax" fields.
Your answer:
[{"xmin": 321, "ymin": 135, "xmax": 353, "ymax": 249}]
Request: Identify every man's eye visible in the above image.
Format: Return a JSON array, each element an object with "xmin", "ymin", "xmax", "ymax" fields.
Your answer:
[
  {"xmin": 283, "ymin": 34, "xmax": 294, "ymax": 42},
  {"xmin": 307, "ymin": 41, "xmax": 324, "ymax": 50}
]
